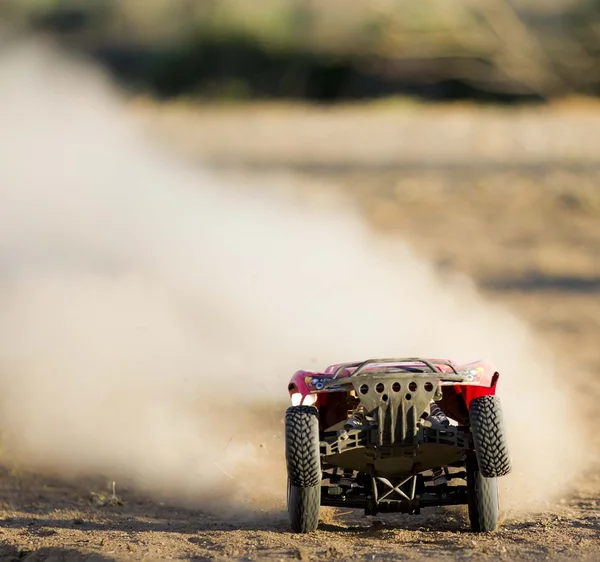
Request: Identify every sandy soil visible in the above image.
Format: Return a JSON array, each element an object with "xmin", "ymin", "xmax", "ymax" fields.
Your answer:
[
  {"xmin": 2, "ymin": 103, "xmax": 599, "ymax": 560},
  {"xmin": 0, "ymin": 468, "xmax": 598, "ymax": 561}
]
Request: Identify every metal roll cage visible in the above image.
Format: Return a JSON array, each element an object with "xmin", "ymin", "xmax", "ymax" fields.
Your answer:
[{"xmin": 331, "ymin": 357, "xmax": 465, "ymax": 383}]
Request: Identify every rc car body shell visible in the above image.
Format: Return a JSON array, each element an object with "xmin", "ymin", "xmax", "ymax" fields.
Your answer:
[{"xmin": 288, "ymin": 358, "xmax": 499, "ymax": 426}]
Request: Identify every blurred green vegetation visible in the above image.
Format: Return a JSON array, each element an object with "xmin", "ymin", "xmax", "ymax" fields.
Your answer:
[{"xmin": 3, "ymin": 0, "xmax": 600, "ymax": 102}]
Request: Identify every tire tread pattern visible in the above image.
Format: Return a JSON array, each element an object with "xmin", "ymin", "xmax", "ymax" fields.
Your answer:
[
  {"xmin": 288, "ymin": 484, "xmax": 320, "ymax": 533},
  {"xmin": 467, "ymin": 455, "xmax": 499, "ymax": 532},
  {"xmin": 285, "ymin": 406, "xmax": 321, "ymax": 487},
  {"xmin": 469, "ymin": 395, "xmax": 512, "ymax": 478},
  {"xmin": 285, "ymin": 405, "xmax": 321, "ymax": 533}
]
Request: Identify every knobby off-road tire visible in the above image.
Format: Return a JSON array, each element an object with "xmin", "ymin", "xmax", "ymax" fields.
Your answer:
[
  {"xmin": 466, "ymin": 455, "xmax": 499, "ymax": 532},
  {"xmin": 285, "ymin": 405, "xmax": 321, "ymax": 533},
  {"xmin": 469, "ymin": 395, "xmax": 512, "ymax": 478}
]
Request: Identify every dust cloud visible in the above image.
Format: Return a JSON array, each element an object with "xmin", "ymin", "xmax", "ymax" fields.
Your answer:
[{"xmin": 0, "ymin": 38, "xmax": 588, "ymax": 514}]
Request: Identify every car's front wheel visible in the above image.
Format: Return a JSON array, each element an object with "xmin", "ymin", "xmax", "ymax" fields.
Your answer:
[
  {"xmin": 469, "ymin": 395, "xmax": 511, "ymax": 478},
  {"xmin": 285, "ymin": 405, "xmax": 321, "ymax": 533}
]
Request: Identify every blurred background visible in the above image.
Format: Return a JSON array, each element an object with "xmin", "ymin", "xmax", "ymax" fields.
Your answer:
[
  {"xmin": 3, "ymin": 0, "xmax": 600, "ymax": 102},
  {"xmin": 4, "ymin": 0, "xmax": 600, "ymax": 102},
  {"xmin": 2, "ymin": 0, "xmax": 599, "ymax": 368}
]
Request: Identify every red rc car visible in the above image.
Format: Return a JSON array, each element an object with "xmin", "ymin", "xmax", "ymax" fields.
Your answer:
[{"xmin": 285, "ymin": 357, "xmax": 511, "ymax": 533}]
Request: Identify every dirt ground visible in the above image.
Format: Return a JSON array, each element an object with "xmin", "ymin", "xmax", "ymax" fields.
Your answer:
[
  {"xmin": 0, "ymin": 467, "xmax": 599, "ymax": 561},
  {"xmin": 2, "ymin": 102, "xmax": 600, "ymax": 560}
]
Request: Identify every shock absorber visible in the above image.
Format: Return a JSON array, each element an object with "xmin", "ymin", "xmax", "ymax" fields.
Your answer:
[
  {"xmin": 344, "ymin": 405, "xmax": 366, "ymax": 430},
  {"xmin": 429, "ymin": 403, "xmax": 450, "ymax": 428}
]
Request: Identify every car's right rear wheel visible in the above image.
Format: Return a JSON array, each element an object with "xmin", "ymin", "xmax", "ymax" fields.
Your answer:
[
  {"xmin": 466, "ymin": 454, "xmax": 499, "ymax": 532},
  {"xmin": 285, "ymin": 405, "xmax": 321, "ymax": 533}
]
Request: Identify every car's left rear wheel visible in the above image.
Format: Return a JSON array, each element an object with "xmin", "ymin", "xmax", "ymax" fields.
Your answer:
[
  {"xmin": 287, "ymin": 479, "xmax": 320, "ymax": 533},
  {"xmin": 285, "ymin": 405, "xmax": 321, "ymax": 533}
]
